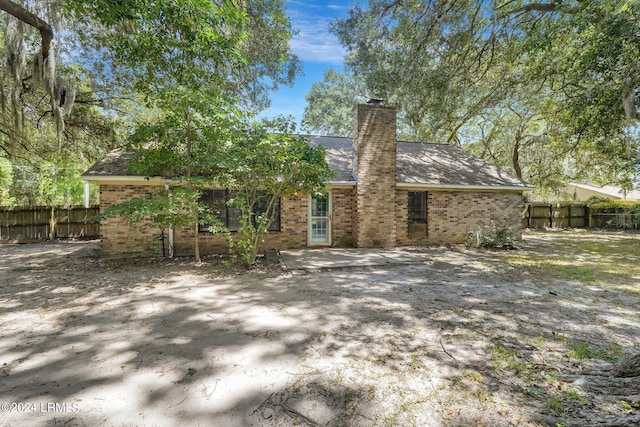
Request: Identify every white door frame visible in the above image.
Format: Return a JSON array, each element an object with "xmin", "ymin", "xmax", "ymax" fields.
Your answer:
[{"xmin": 308, "ymin": 191, "xmax": 331, "ymax": 246}]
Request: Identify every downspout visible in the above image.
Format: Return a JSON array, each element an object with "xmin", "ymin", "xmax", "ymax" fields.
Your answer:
[
  {"xmin": 164, "ymin": 182, "xmax": 174, "ymax": 258},
  {"xmin": 83, "ymin": 181, "xmax": 90, "ymax": 208}
]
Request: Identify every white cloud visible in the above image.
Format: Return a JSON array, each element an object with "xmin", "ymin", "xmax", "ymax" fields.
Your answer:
[{"xmin": 286, "ymin": 5, "xmax": 346, "ymax": 64}]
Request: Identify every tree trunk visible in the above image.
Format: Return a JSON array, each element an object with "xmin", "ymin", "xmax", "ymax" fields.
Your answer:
[
  {"xmin": 184, "ymin": 108, "xmax": 200, "ymax": 262},
  {"xmin": 49, "ymin": 205, "xmax": 56, "ymax": 240},
  {"xmin": 0, "ymin": 0, "xmax": 53, "ymax": 59},
  {"xmin": 193, "ymin": 215, "xmax": 200, "ymax": 262},
  {"xmin": 617, "ymin": 353, "xmax": 640, "ymax": 377},
  {"xmin": 551, "ymin": 353, "xmax": 640, "ymax": 426},
  {"xmin": 512, "ymin": 138, "xmax": 523, "ymax": 179}
]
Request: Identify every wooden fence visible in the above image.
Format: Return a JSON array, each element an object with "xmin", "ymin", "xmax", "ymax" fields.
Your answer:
[
  {"xmin": 589, "ymin": 206, "xmax": 640, "ymax": 229},
  {"xmin": 522, "ymin": 202, "xmax": 640, "ymax": 229},
  {"xmin": 0, "ymin": 205, "xmax": 100, "ymax": 241}
]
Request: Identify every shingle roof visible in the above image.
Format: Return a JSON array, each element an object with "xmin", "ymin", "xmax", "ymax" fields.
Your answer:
[
  {"xmin": 309, "ymin": 136, "xmax": 354, "ymax": 182},
  {"xmin": 309, "ymin": 136, "xmax": 531, "ymax": 189},
  {"xmin": 82, "ymin": 149, "xmax": 139, "ymax": 177},
  {"xmin": 395, "ymin": 140, "xmax": 529, "ymax": 188},
  {"xmin": 84, "ymin": 136, "xmax": 532, "ymax": 190}
]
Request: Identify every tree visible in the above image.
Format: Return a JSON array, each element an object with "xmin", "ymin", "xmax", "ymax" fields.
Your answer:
[
  {"xmin": 215, "ymin": 118, "xmax": 334, "ymax": 264},
  {"xmin": 0, "ymin": 0, "xmax": 76, "ymax": 136},
  {"xmin": 303, "ymin": 69, "xmax": 366, "ymax": 137},
  {"xmin": 321, "ymin": 0, "xmax": 640, "ymax": 193},
  {"xmin": 230, "ymin": 0, "xmax": 302, "ymax": 111},
  {"xmin": 103, "ymin": 115, "xmax": 334, "ymax": 265},
  {"xmin": 2, "ymin": 0, "xmax": 303, "ymax": 257},
  {"xmin": 0, "ymin": 1, "xmax": 51, "ymax": 58},
  {"xmin": 94, "ymin": 0, "xmax": 248, "ymax": 262},
  {"xmin": 66, "ymin": 0, "xmax": 300, "ymax": 112},
  {"xmin": 86, "ymin": 1, "xmax": 312, "ymax": 263},
  {"xmin": 126, "ymin": 94, "xmax": 242, "ymax": 262},
  {"xmin": 0, "ymin": 1, "xmax": 140, "ymax": 210},
  {"xmin": 1, "ymin": 0, "xmax": 302, "ymax": 212}
]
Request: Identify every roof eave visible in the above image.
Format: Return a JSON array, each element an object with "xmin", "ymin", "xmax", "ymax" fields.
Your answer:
[
  {"xmin": 81, "ymin": 175, "xmax": 167, "ymax": 185},
  {"xmin": 328, "ymin": 181, "xmax": 357, "ymax": 188},
  {"xmin": 397, "ymin": 182, "xmax": 535, "ymax": 192}
]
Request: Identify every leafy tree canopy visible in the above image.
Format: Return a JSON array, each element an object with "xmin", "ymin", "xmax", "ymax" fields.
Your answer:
[
  {"xmin": 305, "ymin": 0, "xmax": 640, "ymax": 193},
  {"xmin": 0, "ymin": 0, "xmax": 301, "ymax": 206}
]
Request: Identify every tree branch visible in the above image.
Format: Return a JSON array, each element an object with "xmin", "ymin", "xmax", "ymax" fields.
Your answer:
[
  {"xmin": 498, "ymin": 1, "xmax": 582, "ymax": 18},
  {"xmin": 0, "ymin": 0, "xmax": 54, "ymax": 59},
  {"xmin": 504, "ymin": 3, "xmax": 560, "ymax": 15}
]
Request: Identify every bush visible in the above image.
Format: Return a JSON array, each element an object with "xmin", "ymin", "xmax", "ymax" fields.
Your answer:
[
  {"xmin": 465, "ymin": 223, "xmax": 520, "ymax": 249},
  {"xmin": 586, "ymin": 197, "xmax": 640, "ymax": 210}
]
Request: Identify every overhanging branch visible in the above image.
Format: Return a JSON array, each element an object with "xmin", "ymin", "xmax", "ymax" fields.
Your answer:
[
  {"xmin": 0, "ymin": 0, "xmax": 54, "ymax": 59},
  {"xmin": 496, "ymin": 0, "xmax": 586, "ymax": 18}
]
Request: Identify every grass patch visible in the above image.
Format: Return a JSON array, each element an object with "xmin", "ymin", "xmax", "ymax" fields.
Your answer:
[
  {"xmin": 563, "ymin": 387, "xmax": 590, "ymax": 405},
  {"xmin": 489, "ymin": 343, "xmax": 521, "ymax": 368},
  {"xmin": 543, "ymin": 395, "xmax": 565, "ymax": 415},
  {"xmin": 566, "ymin": 340, "xmax": 625, "ymax": 362},
  {"xmin": 502, "ymin": 231, "xmax": 640, "ymax": 288}
]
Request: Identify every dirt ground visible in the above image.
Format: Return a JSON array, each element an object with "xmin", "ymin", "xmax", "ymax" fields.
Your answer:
[{"xmin": 0, "ymin": 231, "xmax": 638, "ymax": 427}]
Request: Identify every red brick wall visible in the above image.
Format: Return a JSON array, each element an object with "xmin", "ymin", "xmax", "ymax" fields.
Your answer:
[
  {"xmin": 172, "ymin": 194, "xmax": 310, "ymax": 256},
  {"xmin": 175, "ymin": 189, "xmax": 357, "ymax": 254},
  {"xmin": 99, "ymin": 184, "xmax": 164, "ymax": 257},
  {"xmin": 98, "ymin": 184, "xmax": 523, "ymax": 256},
  {"xmin": 426, "ymin": 190, "xmax": 523, "ymax": 244},
  {"xmin": 353, "ymin": 104, "xmax": 397, "ymax": 247},
  {"xmin": 331, "ymin": 187, "xmax": 356, "ymax": 247}
]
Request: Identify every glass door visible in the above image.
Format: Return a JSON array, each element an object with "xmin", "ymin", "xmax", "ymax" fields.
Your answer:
[{"xmin": 309, "ymin": 192, "xmax": 331, "ymax": 245}]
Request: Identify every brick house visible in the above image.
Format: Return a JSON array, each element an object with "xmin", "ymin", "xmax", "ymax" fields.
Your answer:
[{"xmin": 83, "ymin": 102, "xmax": 533, "ymax": 257}]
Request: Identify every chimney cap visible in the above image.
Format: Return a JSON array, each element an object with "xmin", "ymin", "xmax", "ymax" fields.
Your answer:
[{"xmin": 366, "ymin": 98, "xmax": 385, "ymax": 105}]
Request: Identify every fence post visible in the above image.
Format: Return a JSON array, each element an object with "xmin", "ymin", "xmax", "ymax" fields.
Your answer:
[{"xmin": 49, "ymin": 206, "xmax": 56, "ymax": 240}]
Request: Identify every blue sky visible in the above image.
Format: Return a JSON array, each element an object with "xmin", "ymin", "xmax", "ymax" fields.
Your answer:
[{"xmin": 260, "ymin": 0, "xmax": 353, "ymax": 125}]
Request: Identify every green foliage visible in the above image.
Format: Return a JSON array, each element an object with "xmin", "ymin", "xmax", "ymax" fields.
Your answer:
[
  {"xmin": 587, "ymin": 198, "xmax": 640, "ymax": 210},
  {"xmin": 585, "ymin": 196, "xmax": 613, "ymax": 206},
  {"xmin": 319, "ymin": 0, "xmax": 640, "ymax": 192},
  {"xmin": 216, "ymin": 118, "xmax": 335, "ymax": 264},
  {"xmin": 586, "ymin": 198, "xmax": 640, "ymax": 229},
  {"xmin": 98, "ymin": 187, "xmax": 199, "ymax": 230},
  {"xmin": 68, "ymin": 0, "xmax": 300, "ymax": 112},
  {"xmin": 1, "ymin": 0, "xmax": 300, "ymax": 213},
  {"xmin": 103, "ymin": 113, "xmax": 334, "ymax": 264},
  {"xmin": 489, "ymin": 343, "xmax": 521, "ymax": 368},
  {"xmin": 544, "ymin": 395, "xmax": 565, "ymax": 416},
  {"xmin": 0, "ymin": 157, "xmax": 13, "ymax": 205},
  {"xmin": 567, "ymin": 340, "xmax": 624, "ymax": 363},
  {"xmin": 4, "ymin": 160, "xmax": 95, "ymax": 207},
  {"xmin": 70, "ymin": 0, "xmax": 246, "ymax": 95},
  {"xmin": 303, "ymin": 69, "xmax": 366, "ymax": 137},
  {"xmin": 465, "ymin": 223, "xmax": 520, "ymax": 250}
]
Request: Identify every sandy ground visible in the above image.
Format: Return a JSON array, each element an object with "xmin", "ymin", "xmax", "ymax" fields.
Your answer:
[{"xmin": 0, "ymin": 233, "xmax": 638, "ymax": 426}]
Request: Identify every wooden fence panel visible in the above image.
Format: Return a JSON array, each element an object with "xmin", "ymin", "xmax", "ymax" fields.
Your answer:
[
  {"xmin": 590, "ymin": 207, "xmax": 639, "ymax": 229},
  {"xmin": 523, "ymin": 203, "xmax": 588, "ymax": 229},
  {"xmin": 522, "ymin": 203, "xmax": 640, "ymax": 229},
  {"xmin": 0, "ymin": 206, "xmax": 100, "ymax": 241}
]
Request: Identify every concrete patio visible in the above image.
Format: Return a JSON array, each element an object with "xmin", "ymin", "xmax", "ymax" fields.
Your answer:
[{"xmin": 279, "ymin": 247, "xmax": 428, "ymax": 271}]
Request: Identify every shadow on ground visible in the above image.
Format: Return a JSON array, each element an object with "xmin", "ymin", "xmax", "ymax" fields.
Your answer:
[{"xmin": 0, "ymin": 233, "xmax": 638, "ymax": 426}]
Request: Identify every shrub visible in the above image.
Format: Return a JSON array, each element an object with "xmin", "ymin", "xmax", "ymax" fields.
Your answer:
[
  {"xmin": 465, "ymin": 223, "xmax": 520, "ymax": 249},
  {"xmin": 587, "ymin": 197, "xmax": 640, "ymax": 210}
]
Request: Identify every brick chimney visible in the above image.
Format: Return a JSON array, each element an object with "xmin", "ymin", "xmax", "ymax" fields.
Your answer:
[{"xmin": 352, "ymin": 101, "xmax": 397, "ymax": 247}]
